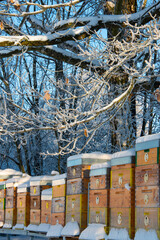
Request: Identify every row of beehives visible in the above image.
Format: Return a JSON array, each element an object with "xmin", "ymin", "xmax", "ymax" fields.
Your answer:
[{"xmin": 0, "ymin": 133, "xmax": 159, "ymax": 239}]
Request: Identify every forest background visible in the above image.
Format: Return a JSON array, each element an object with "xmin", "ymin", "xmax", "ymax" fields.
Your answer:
[{"xmin": 0, "ymin": 0, "xmax": 160, "ymax": 175}]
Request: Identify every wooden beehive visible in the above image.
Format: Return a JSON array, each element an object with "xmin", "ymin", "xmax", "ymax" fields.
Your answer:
[
  {"xmin": 66, "ymin": 194, "xmax": 87, "ymax": 213},
  {"xmin": 30, "ymin": 196, "xmax": 41, "ymax": 209},
  {"xmin": 51, "ymin": 212, "xmax": 65, "ymax": 226},
  {"xmin": 30, "ymin": 209, "xmax": 41, "ymax": 225},
  {"xmin": 66, "ymin": 211, "xmax": 87, "ymax": 231},
  {"xmin": 135, "ymin": 164, "xmax": 160, "ymax": 187},
  {"xmin": 110, "ymin": 188, "xmax": 135, "ymax": 208},
  {"xmin": 5, "ymin": 208, "xmax": 17, "ymax": 226},
  {"xmin": 0, "ymin": 210, "xmax": 4, "ymax": 222},
  {"xmin": 41, "ymin": 188, "xmax": 52, "ymax": 224},
  {"xmin": 136, "ymin": 185, "xmax": 160, "ymax": 207},
  {"xmin": 52, "ymin": 197, "xmax": 65, "ymax": 213},
  {"xmin": 67, "ymin": 178, "xmax": 89, "ymax": 195},
  {"xmin": 89, "ymin": 207, "xmax": 109, "ymax": 225},
  {"xmin": 135, "ymin": 134, "xmax": 160, "ymax": 166},
  {"xmin": 110, "ymin": 207, "xmax": 135, "ymax": 239},
  {"xmin": 89, "ymin": 189, "xmax": 109, "ymax": 208},
  {"xmin": 67, "ymin": 165, "xmax": 90, "ymax": 179},
  {"xmin": 0, "ymin": 198, "xmax": 5, "ymax": 210}
]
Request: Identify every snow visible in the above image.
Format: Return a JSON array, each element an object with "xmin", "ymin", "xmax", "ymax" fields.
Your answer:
[
  {"xmin": 6, "ymin": 176, "xmax": 22, "ymax": 188},
  {"xmin": 17, "ymin": 180, "xmax": 30, "ymax": 193},
  {"xmin": 0, "ymin": 181, "xmax": 5, "ymax": 186},
  {"xmin": 91, "ymin": 162, "xmax": 111, "ymax": 170},
  {"xmin": 51, "ymin": 170, "xmax": 59, "ymax": 176},
  {"xmin": 14, "ymin": 175, "xmax": 30, "ymax": 187},
  {"xmin": 136, "ymin": 133, "xmax": 160, "ymax": 144},
  {"xmin": 0, "ymin": 169, "xmax": 22, "ymax": 179},
  {"xmin": 68, "ymin": 152, "xmax": 112, "ymax": 161},
  {"xmin": 26, "ymin": 224, "xmax": 39, "ymax": 232},
  {"xmin": 46, "ymin": 224, "xmax": 63, "ymax": 237},
  {"xmin": 0, "ymin": 221, "xmax": 3, "ymax": 227},
  {"xmin": 112, "ymin": 149, "xmax": 135, "ymax": 159},
  {"xmin": 52, "ymin": 173, "xmax": 67, "ymax": 186},
  {"xmin": 13, "ymin": 224, "xmax": 26, "ymax": 230},
  {"xmin": 3, "ymin": 223, "xmax": 12, "ymax": 229},
  {"xmin": 30, "ymin": 175, "xmax": 54, "ymax": 186},
  {"xmin": 107, "ymin": 228, "xmax": 130, "ymax": 240},
  {"xmin": 41, "ymin": 188, "xmax": 52, "ymax": 200},
  {"xmin": 134, "ymin": 229, "xmax": 158, "ymax": 240},
  {"xmin": 79, "ymin": 224, "xmax": 106, "ymax": 240},
  {"xmin": 125, "ymin": 183, "xmax": 131, "ymax": 191},
  {"xmin": 36, "ymin": 223, "xmax": 51, "ymax": 233},
  {"xmin": 61, "ymin": 221, "xmax": 80, "ymax": 237},
  {"xmin": 53, "ymin": 173, "xmax": 67, "ymax": 180}
]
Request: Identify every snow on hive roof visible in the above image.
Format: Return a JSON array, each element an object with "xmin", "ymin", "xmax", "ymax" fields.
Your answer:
[
  {"xmin": 42, "ymin": 188, "xmax": 52, "ymax": 195},
  {"xmin": 51, "ymin": 170, "xmax": 59, "ymax": 176},
  {"xmin": 13, "ymin": 224, "xmax": 26, "ymax": 230},
  {"xmin": 52, "ymin": 173, "xmax": 67, "ymax": 180},
  {"xmin": 79, "ymin": 224, "xmax": 106, "ymax": 240},
  {"xmin": 68, "ymin": 152, "xmax": 112, "ymax": 161},
  {"xmin": 5, "ymin": 176, "xmax": 22, "ymax": 187},
  {"xmin": 36, "ymin": 223, "xmax": 51, "ymax": 233},
  {"xmin": 134, "ymin": 229, "xmax": 158, "ymax": 240},
  {"xmin": 0, "ymin": 168, "xmax": 22, "ymax": 179},
  {"xmin": 46, "ymin": 224, "xmax": 63, "ymax": 237},
  {"xmin": 111, "ymin": 149, "xmax": 135, "ymax": 159},
  {"xmin": 107, "ymin": 228, "xmax": 130, "ymax": 240},
  {"xmin": 30, "ymin": 175, "xmax": 54, "ymax": 186},
  {"xmin": 91, "ymin": 162, "xmax": 111, "ymax": 170},
  {"xmin": 61, "ymin": 221, "xmax": 80, "ymax": 237},
  {"xmin": 136, "ymin": 133, "xmax": 160, "ymax": 144},
  {"xmin": 15, "ymin": 175, "xmax": 30, "ymax": 187}
]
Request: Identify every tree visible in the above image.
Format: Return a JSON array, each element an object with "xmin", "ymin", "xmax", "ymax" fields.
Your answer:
[{"xmin": 0, "ymin": 0, "xmax": 160, "ymax": 173}]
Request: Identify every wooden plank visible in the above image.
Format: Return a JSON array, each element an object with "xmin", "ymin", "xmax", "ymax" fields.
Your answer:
[
  {"xmin": 0, "ymin": 198, "xmax": 5, "ymax": 210},
  {"xmin": 30, "ymin": 196, "xmax": 41, "ymax": 209},
  {"xmin": 66, "ymin": 211, "xmax": 87, "ymax": 230},
  {"xmin": 66, "ymin": 194, "xmax": 87, "ymax": 213},
  {"xmin": 67, "ymin": 165, "xmax": 90, "ymax": 179},
  {"xmin": 52, "ymin": 184, "xmax": 66, "ymax": 198},
  {"xmin": 136, "ymin": 185, "xmax": 160, "ymax": 207},
  {"xmin": 89, "ymin": 189, "xmax": 109, "ymax": 208},
  {"xmin": 17, "ymin": 194, "xmax": 30, "ymax": 208},
  {"xmin": 6, "ymin": 197, "xmax": 16, "ymax": 209},
  {"xmin": 135, "ymin": 164, "xmax": 160, "ymax": 186},
  {"xmin": 110, "ymin": 207, "xmax": 135, "ymax": 239},
  {"xmin": 5, "ymin": 208, "xmax": 17, "ymax": 226},
  {"xmin": 30, "ymin": 209, "xmax": 41, "ymax": 225},
  {"xmin": 41, "ymin": 200, "xmax": 52, "ymax": 214},
  {"xmin": 135, "ymin": 207, "xmax": 160, "ymax": 230},
  {"xmin": 90, "ymin": 175, "xmax": 110, "ymax": 190},
  {"xmin": 51, "ymin": 212, "xmax": 65, "ymax": 226},
  {"xmin": 110, "ymin": 188, "xmax": 135, "ymax": 208},
  {"xmin": 0, "ymin": 210, "xmax": 4, "ymax": 221},
  {"xmin": 136, "ymin": 148, "xmax": 158, "ymax": 166},
  {"xmin": 30, "ymin": 186, "xmax": 40, "ymax": 196},
  {"xmin": 41, "ymin": 212, "xmax": 51, "ymax": 224},
  {"xmin": 89, "ymin": 207, "xmax": 109, "ymax": 225},
  {"xmin": 0, "ymin": 189, "xmax": 5, "ymax": 198},
  {"xmin": 111, "ymin": 164, "xmax": 135, "ymax": 188},
  {"xmin": 52, "ymin": 197, "xmax": 65, "ymax": 213},
  {"xmin": 6, "ymin": 187, "xmax": 14, "ymax": 197},
  {"xmin": 67, "ymin": 178, "xmax": 89, "ymax": 195}
]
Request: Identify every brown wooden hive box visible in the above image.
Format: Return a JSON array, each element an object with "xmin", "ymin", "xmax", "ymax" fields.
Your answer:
[
  {"xmin": 0, "ymin": 198, "xmax": 5, "ymax": 210},
  {"xmin": 30, "ymin": 209, "xmax": 41, "ymax": 225},
  {"xmin": 17, "ymin": 194, "xmax": 30, "ymax": 208},
  {"xmin": 0, "ymin": 189, "xmax": 5, "ymax": 198},
  {"xmin": 67, "ymin": 178, "xmax": 89, "ymax": 195},
  {"xmin": 5, "ymin": 208, "xmax": 17, "ymax": 226},
  {"xmin": 41, "ymin": 200, "xmax": 52, "ymax": 213},
  {"xmin": 89, "ymin": 207, "xmax": 109, "ymax": 225},
  {"xmin": 30, "ymin": 185, "xmax": 51, "ymax": 196},
  {"xmin": 90, "ymin": 174, "xmax": 110, "ymax": 190},
  {"xmin": 110, "ymin": 208, "xmax": 135, "ymax": 239},
  {"xmin": 52, "ymin": 197, "xmax": 65, "ymax": 213},
  {"xmin": 6, "ymin": 196, "xmax": 16, "ymax": 209},
  {"xmin": 67, "ymin": 165, "xmax": 90, "ymax": 179},
  {"xmin": 6, "ymin": 187, "xmax": 15, "ymax": 197},
  {"xmin": 66, "ymin": 211, "xmax": 87, "ymax": 230},
  {"xmin": 110, "ymin": 188, "xmax": 135, "ymax": 208},
  {"xmin": 30, "ymin": 196, "xmax": 41, "ymax": 209},
  {"xmin": 41, "ymin": 211, "xmax": 51, "ymax": 224},
  {"xmin": 89, "ymin": 189, "xmax": 109, "ymax": 208},
  {"xmin": 136, "ymin": 148, "xmax": 160, "ymax": 166},
  {"xmin": 111, "ymin": 164, "xmax": 135, "ymax": 189},
  {"xmin": 136, "ymin": 185, "xmax": 160, "ymax": 207},
  {"xmin": 135, "ymin": 207, "xmax": 160, "ymax": 230},
  {"xmin": 0, "ymin": 210, "xmax": 4, "ymax": 221},
  {"xmin": 52, "ymin": 184, "xmax": 66, "ymax": 198},
  {"xmin": 51, "ymin": 212, "xmax": 65, "ymax": 226},
  {"xmin": 17, "ymin": 208, "xmax": 30, "ymax": 226},
  {"xmin": 135, "ymin": 164, "xmax": 160, "ymax": 187},
  {"xmin": 66, "ymin": 194, "xmax": 87, "ymax": 213}
]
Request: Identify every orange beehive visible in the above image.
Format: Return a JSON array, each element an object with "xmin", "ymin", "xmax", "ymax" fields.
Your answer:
[
  {"xmin": 89, "ymin": 207, "xmax": 109, "ymax": 225},
  {"xmin": 41, "ymin": 188, "xmax": 52, "ymax": 224},
  {"xmin": 136, "ymin": 185, "xmax": 159, "ymax": 207},
  {"xmin": 89, "ymin": 189, "xmax": 109, "ymax": 208},
  {"xmin": 30, "ymin": 209, "xmax": 41, "ymax": 225},
  {"xmin": 67, "ymin": 178, "xmax": 89, "ymax": 195},
  {"xmin": 51, "ymin": 212, "xmax": 65, "ymax": 226},
  {"xmin": 110, "ymin": 149, "xmax": 135, "ymax": 239}
]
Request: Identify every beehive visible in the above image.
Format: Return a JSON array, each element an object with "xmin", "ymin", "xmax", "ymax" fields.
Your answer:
[
  {"xmin": 41, "ymin": 188, "xmax": 52, "ymax": 224},
  {"xmin": 29, "ymin": 175, "xmax": 55, "ymax": 225},
  {"xmin": 51, "ymin": 173, "xmax": 67, "ymax": 226},
  {"xmin": 0, "ymin": 181, "xmax": 6, "ymax": 227},
  {"xmin": 135, "ymin": 133, "xmax": 160, "ymax": 235},
  {"xmin": 110, "ymin": 149, "xmax": 135, "ymax": 239},
  {"xmin": 66, "ymin": 153, "xmax": 112, "ymax": 235}
]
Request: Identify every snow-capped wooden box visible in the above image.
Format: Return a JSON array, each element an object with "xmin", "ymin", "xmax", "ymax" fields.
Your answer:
[
  {"xmin": 66, "ymin": 211, "xmax": 87, "ymax": 231},
  {"xmin": 110, "ymin": 207, "xmax": 135, "ymax": 239},
  {"xmin": 41, "ymin": 188, "xmax": 52, "ymax": 224},
  {"xmin": 136, "ymin": 133, "xmax": 160, "ymax": 166},
  {"xmin": 67, "ymin": 153, "xmax": 112, "ymax": 180},
  {"xmin": 52, "ymin": 174, "xmax": 66, "ymax": 198},
  {"xmin": 135, "ymin": 164, "xmax": 160, "ymax": 187}
]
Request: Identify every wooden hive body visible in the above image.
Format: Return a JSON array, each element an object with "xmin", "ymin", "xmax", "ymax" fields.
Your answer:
[{"xmin": 41, "ymin": 188, "xmax": 52, "ymax": 224}]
